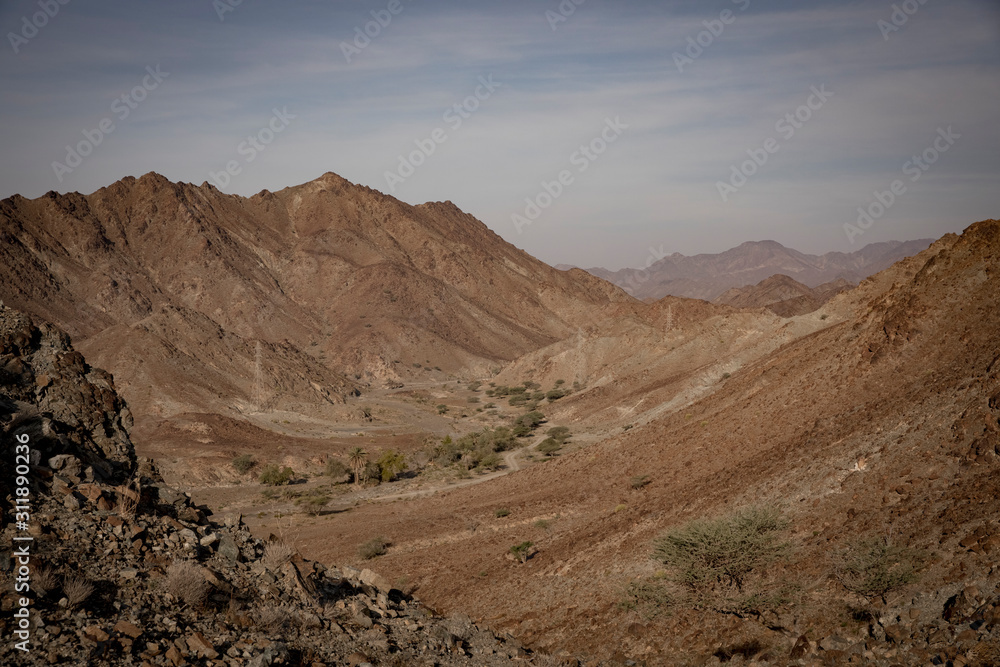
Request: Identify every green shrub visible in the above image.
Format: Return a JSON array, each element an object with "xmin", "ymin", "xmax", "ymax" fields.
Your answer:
[
  {"xmin": 537, "ymin": 438, "xmax": 561, "ymax": 456},
  {"xmin": 510, "ymin": 541, "xmax": 534, "ymax": 564},
  {"xmin": 478, "ymin": 451, "xmax": 502, "ymax": 470},
  {"xmin": 833, "ymin": 537, "xmax": 921, "ymax": 604},
  {"xmin": 494, "ymin": 507, "xmax": 511, "ymax": 518},
  {"xmin": 358, "ymin": 536, "xmax": 390, "ymax": 560},
  {"xmin": 377, "ymin": 449, "xmax": 407, "ymax": 482},
  {"xmin": 259, "ymin": 465, "xmax": 294, "ymax": 486},
  {"xmin": 324, "ymin": 458, "xmax": 349, "ymax": 481},
  {"xmin": 547, "ymin": 426, "xmax": 570, "ymax": 442},
  {"xmin": 652, "ymin": 506, "xmax": 790, "ymax": 618},
  {"xmin": 296, "ymin": 494, "xmax": 330, "ymax": 515},
  {"xmin": 437, "ymin": 404, "xmax": 448, "ymax": 415},
  {"xmin": 546, "ymin": 389, "xmax": 567, "ymax": 401},
  {"xmin": 232, "ymin": 454, "xmax": 257, "ymax": 475}
]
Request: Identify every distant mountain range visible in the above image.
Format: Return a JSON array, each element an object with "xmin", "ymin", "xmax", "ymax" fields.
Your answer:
[{"xmin": 573, "ymin": 239, "xmax": 934, "ymax": 301}]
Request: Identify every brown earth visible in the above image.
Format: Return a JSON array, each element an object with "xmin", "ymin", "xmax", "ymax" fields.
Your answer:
[{"xmin": 713, "ymin": 274, "xmax": 852, "ymax": 317}]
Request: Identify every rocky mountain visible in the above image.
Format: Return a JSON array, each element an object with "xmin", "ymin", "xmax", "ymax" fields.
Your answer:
[
  {"xmin": 712, "ymin": 274, "xmax": 852, "ymax": 317},
  {"xmin": 586, "ymin": 238, "xmax": 934, "ymax": 301},
  {"xmin": 0, "ymin": 303, "xmax": 547, "ymax": 666},
  {"xmin": 0, "ymin": 172, "xmax": 630, "ymax": 422},
  {"xmin": 292, "ymin": 220, "xmax": 1000, "ymax": 663}
]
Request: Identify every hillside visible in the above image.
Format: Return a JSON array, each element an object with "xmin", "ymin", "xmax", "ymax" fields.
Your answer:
[
  {"xmin": 284, "ymin": 219, "xmax": 1000, "ymax": 663},
  {"xmin": 0, "ymin": 303, "xmax": 547, "ymax": 666},
  {"xmin": 586, "ymin": 238, "xmax": 933, "ymax": 301},
  {"xmin": 713, "ymin": 274, "xmax": 852, "ymax": 317},
  {"xmin": 0, "ymin": 172, "xmax": 631, "ymax": 424}
]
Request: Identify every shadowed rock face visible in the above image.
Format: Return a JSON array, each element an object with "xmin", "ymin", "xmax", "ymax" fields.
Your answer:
[{"xmin": 0, "ymin": 303, "xmax": 135, "ymax": 487}]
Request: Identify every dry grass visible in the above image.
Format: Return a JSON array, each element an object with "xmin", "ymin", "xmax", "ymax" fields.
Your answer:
[
  {"xmin": 165, "ymin": 561, "xmax": 208, "ymax": 608},
  {"xmin": 115, "ymin": 476, "xmax": 140, "ymax": 520},
  {"xmin": 33, "ymin": 566, "xmax": 59, "ymax": 597},
  {"xmin": 63, "ymin": 576, "xmax": 94, "ymax": 608},
  {"xmin": 262, "ymin": 541, "xmax": 294, "ymax": 570}
]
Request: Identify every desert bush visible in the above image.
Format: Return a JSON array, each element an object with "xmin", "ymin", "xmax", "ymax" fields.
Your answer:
[
  {"xmin": 324, "ymin": 458, "xmax": 349, "ymax": 481},
  {"xmin": 295, "ymin": 493, "xmax": 330, "ymax": 515},
  {"xmin": 377, "ymin": 449, "xmax": 407, "ymax": 482},
  {"xmin": 362, "ymin": 460, "xmax": 382, "ymax": 485},
  {"xmin": 358, "ymin": 536, "xmax": 390, "ymax": 560},
  {"xmin": 630, "ymin": 475, "xmax": 651, "ymax": 490},
  {"xmin": 34, "ymin": 566, "xmax": 59, "ymax": 598},
  {"xmin": 510, "ymin": 541, "xmax": 534, "ymax": 564},
  {"xmin": 619, "ymin": 579, "xmax": 673, "ymax": 620},
  {"xmin": 437, "ymin": 404, "xmax": 448, "ymax": 414},
  {"xmin": 258, "ymin": 464, "xmax": 294, "ymax": 486},
  {"xmin": 232, "ymin": 454, "xmax": 257, "ymax": 474},
  {"xmin": 115, "ymin": 477, "xmax": 140, "ymax": 520},
  {"xmin": 165, "ymin": 561, "xmax": 208, "ymax": 607},
  {"xmin": 257, "ymin": 606, "xmax": 292, "ymax": 631},
  {"xmin": 63, "ymin": 575, "xmax": 95, "ymax": 608},
  {"xmin": 652, "ymin": 506, "xmax": 790, "ymax": 618},
  {"xmin": 478, "ymin": 451, "xmax": 502, "ymax": 470},
  {"xmin": 546, "ymin": 426, "xmax": 570, "ymax": 442},
  {"xmin": 545, "ymin": 388, "xmax": 567, "ymax": 401},
  {"xmin": 833, "ymin": 537, "xmax": 921, "ymax": 605},
  {"xmin": 262, "ymin": 541, "xmax": 294, "ymax": 570},
  {"xmin": 537, "ymin": 438, "xmax": 562, "ymax": 456},
  {"xmin": 495, "ymin": 507, "xmax": 511, "ymax": 518}
]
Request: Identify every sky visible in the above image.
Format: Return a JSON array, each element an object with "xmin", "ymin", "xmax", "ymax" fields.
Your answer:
[{"xmin": 1, "ymin": 0, "xmax": 998, "ymax": 270}]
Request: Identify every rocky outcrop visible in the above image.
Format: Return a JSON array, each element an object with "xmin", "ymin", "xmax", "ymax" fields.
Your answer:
[{"xmin": 0, "ymin": 306, "xmax": 544, "ymax": 665}]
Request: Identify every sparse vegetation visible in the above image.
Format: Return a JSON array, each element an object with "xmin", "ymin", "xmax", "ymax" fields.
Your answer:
[
  {"xmin": 833, "ymin": 536, "xmax": 921, "ymax": 605},
  {"xmin": 510, "ymin": 541, "xmax": 534, "ymax": 564},
  {"xmin": 232, "ymin": 453, "xmax": 257, "ymax": 474},
  {"xmin": 33, "ymin": 566, "xmax": 59, "ymax": 598},
  {"xmin": 376, "ymin": 449, "xmax": 407, "ymax": 482},
  {"xmin": 358, "ymin": 536, "xmax": 390, "ymax": 560},
  {"xmin": 262, "ymin": 541, "xmax": 294, "ymax": 570},
  {"xmin": 295, "ymin": 492, "xmax": 330, "ymax": 515},
  {"xmin": 258, "ymin": 464, "xmax": 294, "ymax": 486},
  {"xmin": 348, "ymin": 447, "xmax": 367, "ymax": 487},
  {"xmin": 324, "ymin": 457, "xmax": 349, "ymax": 481},
  {"xmin": 63, "ymin": 575, "xmax": 95, "ymax": 608},
  {"xmin": 652, "ymin": 506, "xmax": 790, "ymax": 618},
  {"xmin": 437, "ymin": 404, "xmax": 448, "ymax": 415},
  {"xmin": 536, "ymin": 438, "xmax": 562, "ymax": 456},
  {"xmin": 165, "ymin": 561, "xmax": 207, "ymax": 608},
  {"xmin": 630, "ymin": 475, "xmax": 651, "ymax": 490},
  {"xmin": 494, "ymin": 507, "xmax": 511, "ymax": 518},
  {"xmin": 619, "ymin": 579, "xmax": 673, "ymax": 620}
]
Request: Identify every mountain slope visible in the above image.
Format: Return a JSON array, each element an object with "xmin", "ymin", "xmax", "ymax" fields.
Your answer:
[
  {"xmin": 0, "ymin": 172, "xmax": 631, "ymax": 421},
  {"xmin": 587, "ymin": 238, "xmax": 934, "ymax": 301},
  {"xmin": 290, "ymin": 219, "xmax": 1000, "ymax": 662}
]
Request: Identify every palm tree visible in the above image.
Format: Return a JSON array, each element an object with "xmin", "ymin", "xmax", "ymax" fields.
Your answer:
[{"xmin": 348, "ymin": 447, "xmax": 367, "ymax": 487}]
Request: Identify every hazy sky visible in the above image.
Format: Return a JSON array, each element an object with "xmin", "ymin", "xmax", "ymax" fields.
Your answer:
[{"xmin": 1, "ymin": 0, "xmax": 998, "ymax": 269}]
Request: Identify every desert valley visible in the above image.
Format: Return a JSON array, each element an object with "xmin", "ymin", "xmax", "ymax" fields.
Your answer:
[{"xmin": 1, "ymin": 170, "xmax": 998, "ymax": 665}]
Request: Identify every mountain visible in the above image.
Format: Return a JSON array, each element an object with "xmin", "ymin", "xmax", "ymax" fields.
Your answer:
[
  {"xmin": 586, "ymin": 238, "xmax": 934, "ymax": 301},
  {"xmin": 0, "ymin": 172, "xmax": 631, "ymax": 422},
  {"xmin": 713, "ymin": 274, "xmax": 852, "ymax": 316},
  {"xmin": 291, "ymin": 220, "xmax": 1000, "ymax": 662}
]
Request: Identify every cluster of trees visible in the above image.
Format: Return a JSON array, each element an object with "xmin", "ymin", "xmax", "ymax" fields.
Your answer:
[
  {"xmin": 484, "ymin": 379, "xmax": 578, "ymax": 411},
  {"xmin": 431, "ymin": 426, "xmax": 516, "ymax": 471}
]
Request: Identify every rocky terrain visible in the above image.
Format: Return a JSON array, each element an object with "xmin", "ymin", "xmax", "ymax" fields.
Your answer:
[
  {"xmin": 0, "ymin": 172, "xmax": 629, "ymax": 423},
  {"xmin": 3, "ymin": 169, "xmax": 998, "ymax": 666},
  {"xmin": 0, "ymin": 304, "xmax": 548, "ymax": 666},
  {"xmin": 712, "ymin": 275, "xmax": 851, "ymax": 317},
  {"xmin": 585, "ymin": 239, "xmax": 932, "ymax": 301}
]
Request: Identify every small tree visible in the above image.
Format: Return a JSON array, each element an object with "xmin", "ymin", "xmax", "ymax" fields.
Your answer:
[
  {"xmin": 377, "ymin": 449, "xmax": 407, "ymax": 482},
  {"xmin": 259, "ymin": 464, "xmax": 294, "ymax": 486},
  {"xmin": 324, "ymin": 458, "xmax": 349, "ymax": 481},
  {"xmin": 348, "ymin": 447, "xmax": 367, "ymax": 487},
  {"xmin": 652, "ymin": 506, "xmax": 790, "ymax": 618},
  {"xmin": 232, "ymin": 454, "xmax": 257, "ymax": 474},
  {"xmin": 833, "ymin": 537, "xmax": 921, "ymax": 606},
  {"xmin": 359, "ymin": 536, "xmax": 390, "ymax": 560},
  {"xmin": 537, "ymin": 438, "xmax": 562, "ymax": 456},
  {"xmin": 510, "ymin": 541, "xmax": 534, "ymax": 564}
]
